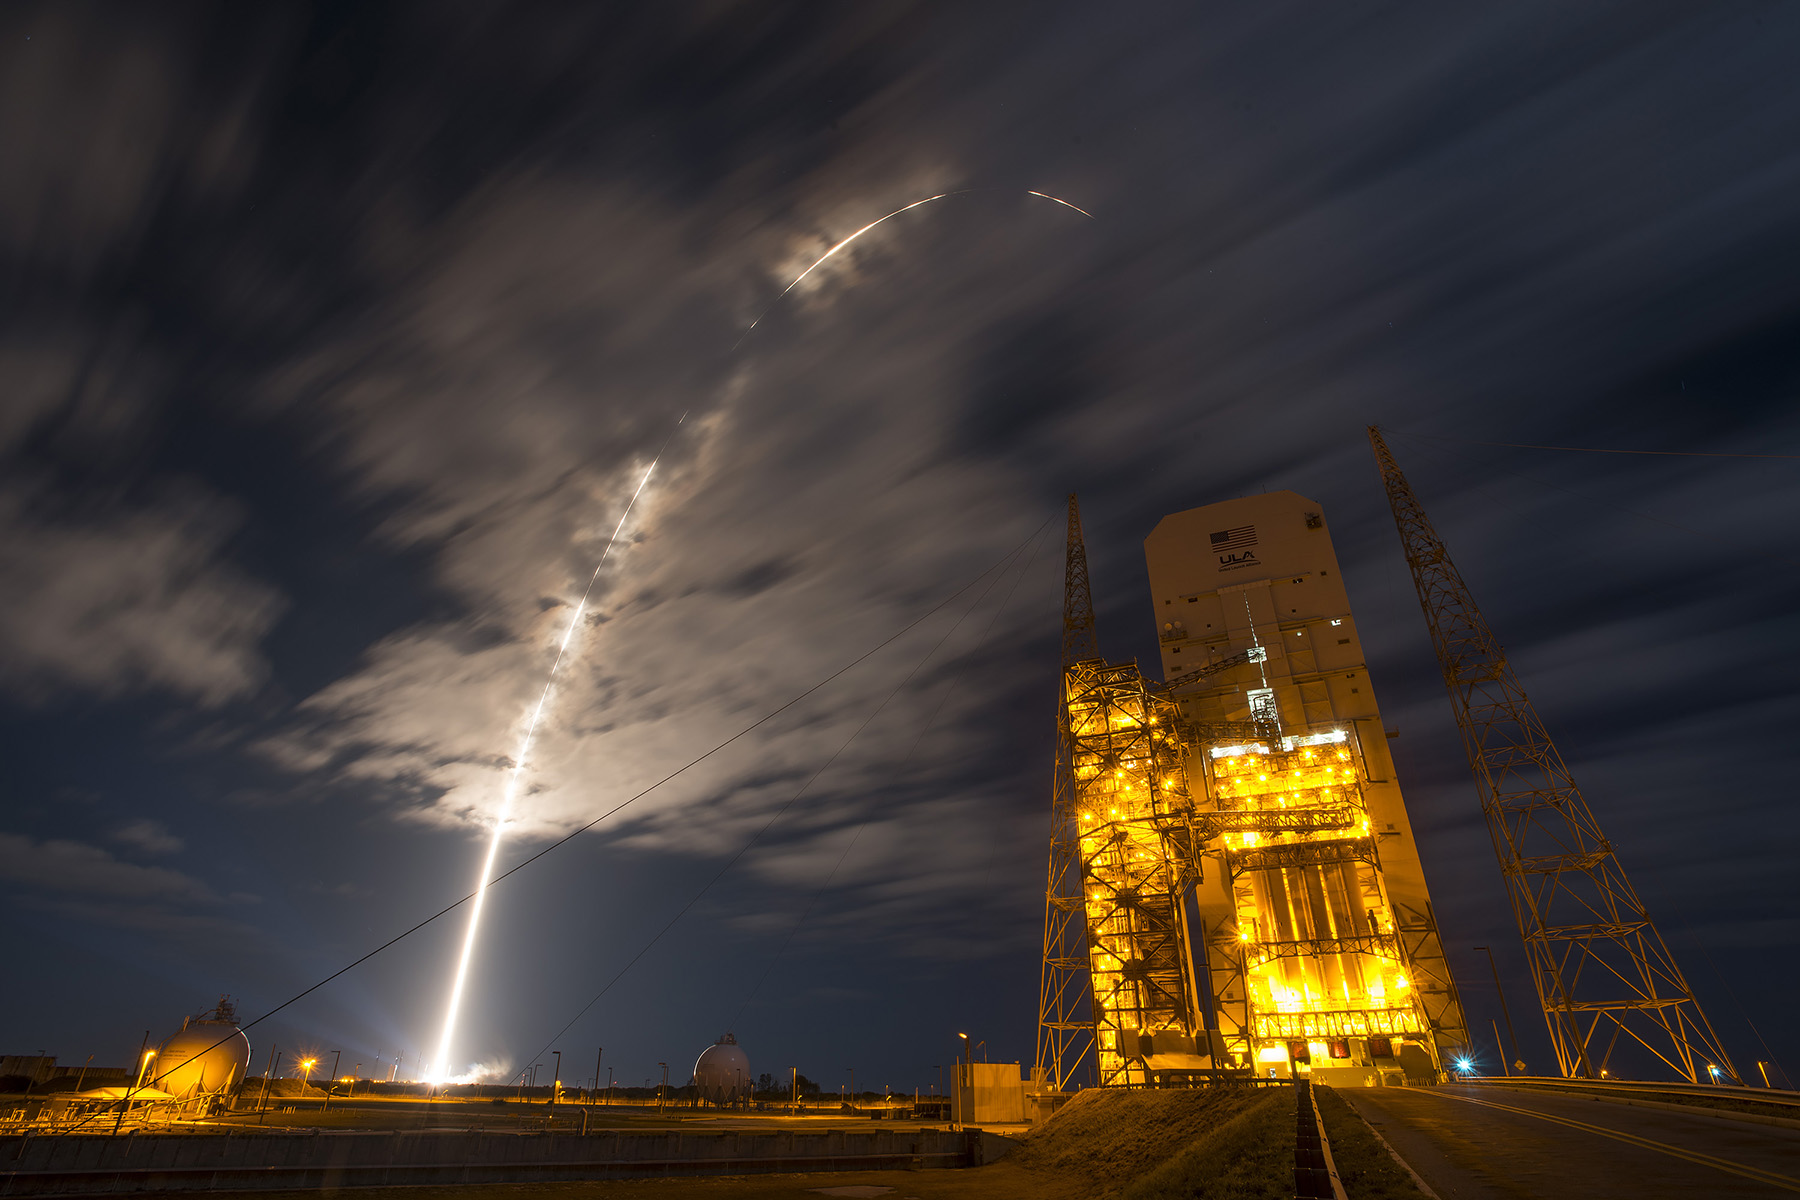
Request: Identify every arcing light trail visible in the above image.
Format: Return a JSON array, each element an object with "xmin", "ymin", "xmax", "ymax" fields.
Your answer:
[
  {"xmin": 427, "ymin": 437, "xmax": 672, "ymax": 1084},
  {"xmin": 733, "ymin": 187, "xmax": 1095, "ymax": 347}
]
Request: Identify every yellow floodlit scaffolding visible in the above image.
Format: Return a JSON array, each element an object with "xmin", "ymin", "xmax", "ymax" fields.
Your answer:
[{"xmin": 1064, "ymin": 658, "xmax": 1206, "ymax": 1087}]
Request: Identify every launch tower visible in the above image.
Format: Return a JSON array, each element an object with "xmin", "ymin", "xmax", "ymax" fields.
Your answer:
[
  {"xmin": 1369, "ymin": 428, "xmax": 1737, "ymax": 1083},
  {"xmin": 1037, "ymin": 492, "xmax": 1466, "ymax": 1088},
  {"xmin": 1144, "ymin": 491, "xmax": 1467, "ymax": 1082}
]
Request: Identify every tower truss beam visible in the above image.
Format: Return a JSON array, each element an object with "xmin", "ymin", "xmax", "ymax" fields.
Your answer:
[{"xmin": 1368, "ymin": 426, "xmax": 1738, "ymax": 1084}]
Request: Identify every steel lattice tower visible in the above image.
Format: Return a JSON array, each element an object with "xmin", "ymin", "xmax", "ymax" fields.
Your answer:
[
  {"xmin": 1369, "ymin": 427, "xmax": 1738, "ymax": 1083},
  {"xmin": 1035, "ymin": 495, "xmax": 1100, "ymax": 1090}
]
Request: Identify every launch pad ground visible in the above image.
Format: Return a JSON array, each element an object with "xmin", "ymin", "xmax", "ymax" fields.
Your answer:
[
  {"xmin": 196, "ymin": 1170, "xmax": 1074, "ymax": 1200},
  {"xmin": 9, "ymin": 1083, "xmax": 1796, "ymax": 1198},
  {"xmin": 190, "ymin": 1101, "xmax": 987, "ymax": 1138}
]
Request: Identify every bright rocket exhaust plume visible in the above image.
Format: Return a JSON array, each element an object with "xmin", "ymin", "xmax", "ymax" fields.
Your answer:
[{"xmin": 427, "ymin": 447, "xmax": 669, "ymax": 1084}]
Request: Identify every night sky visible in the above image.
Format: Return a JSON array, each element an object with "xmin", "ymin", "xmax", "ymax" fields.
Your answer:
[{"xmin": 2, "ymin": 3, "xmax": 1797, "ymax": 1094}]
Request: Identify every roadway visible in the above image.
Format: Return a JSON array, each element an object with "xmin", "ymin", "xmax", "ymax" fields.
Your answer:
[{"xmin": 1342, "ymin": 1084, "xmax": 1800, "ymax": 1198}]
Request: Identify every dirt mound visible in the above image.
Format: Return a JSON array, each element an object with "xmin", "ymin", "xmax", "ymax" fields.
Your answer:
[{"xmin": 1010, "ymin": 1086, "xmax": 1264, "ymax": 1188}]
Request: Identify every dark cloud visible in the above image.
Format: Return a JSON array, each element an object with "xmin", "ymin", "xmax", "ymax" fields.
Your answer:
[
  {"xmin": 0, "ymin": 0, "xmax": 1795, "ymax": 1088},
  {"xmin": 0, "ymin": 832, "xmax": 212, "ymax": 902}
]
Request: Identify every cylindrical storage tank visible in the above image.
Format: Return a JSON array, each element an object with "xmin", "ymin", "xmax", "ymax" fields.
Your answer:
[
  {"xmin": 152, "ymin": 1008, "xmax": 251, "ymax": 1100},
  {"xmin": 693, "ymin": 1033, "xmax": 751, "ymax": 1105}
]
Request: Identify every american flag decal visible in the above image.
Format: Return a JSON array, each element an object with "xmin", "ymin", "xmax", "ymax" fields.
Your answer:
[{"xmin": 1210, "ymin": 525, "xmax": 1257, "ymax": 552}]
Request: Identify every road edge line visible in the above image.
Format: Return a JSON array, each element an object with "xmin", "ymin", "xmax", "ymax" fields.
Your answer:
[
  {"xmin": 1419, "ymin": 1088, "xmax": 1800, "ymax": 1193},
  {"xmin": 1340, "ymin": 1092, "xmax": 1441, "ymax": 1199},
  {"xmin": 1475, "ymin": 1085, "xmax": 1800, "ymax": 1133}
]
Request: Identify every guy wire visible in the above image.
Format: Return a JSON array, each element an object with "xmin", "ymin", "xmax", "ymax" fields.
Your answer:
[
  {"xmin": 63, "ymin": 511, "xmax": 1056, "ymax": 1129},
  {"xmin": 729, "ymin": 521, "xmax": 1049, "ymax": 1028},
  {"xmin": 518, "ymin": 517, "xmax": 1053, "ymax": 1066}
]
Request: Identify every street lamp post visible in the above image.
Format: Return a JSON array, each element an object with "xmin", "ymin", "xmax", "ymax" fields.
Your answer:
[
  {"xmin": 551, "ymin": 1051, "xmax": 561, "ymax": 1105},
  {"xmin": 657, "ymin": 1063, "xmax": 669, "ymax": 1114},
  {"xmin": 259, "ymin": 1051, "xmax": 282, "ymax": 1122},
  {"xmin": 299, "ymin": 1055, "xmax": 319, "ymax": 1112},
  {"xmin": 847, "ymin": 1067, "xmax": 855, "ymax": 1109},
  {"xmin": 135, "ymin": 1047, "xmax": 157, "ymax": 1089},
  {"xmin": 1474, "ymin": 946, "xmax": 1524, "ymax": 1074},
  {"xmin": 324, "ymin": 1051, "xmax": 342, "ymax": 1110},
  {"xmin": 113, "ymin": 1032, "xmax": 152, "ymax": 1137},
  {"xmin": 954, "ymin": 1034, "xmax": 970, "ymax": 1127}
]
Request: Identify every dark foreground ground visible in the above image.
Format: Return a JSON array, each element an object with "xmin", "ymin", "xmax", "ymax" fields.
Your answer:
[
  {"xmin": 14, "ymin": 1081, "xmax": 1797, "ymax": 1199},
  {"xmin": 5, "ymin": 1089, "xmax": 1290, "ymax": 1200}
]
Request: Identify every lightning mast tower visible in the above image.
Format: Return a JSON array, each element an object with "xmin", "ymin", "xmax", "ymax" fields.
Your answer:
[
  {"xmin": 1036, "ymin": 495, "xmax": 1099, "ymax": 1089},
  {"xmin": 1368, "ymin": 426, "xmax": 1738, "ymax": 1083}
]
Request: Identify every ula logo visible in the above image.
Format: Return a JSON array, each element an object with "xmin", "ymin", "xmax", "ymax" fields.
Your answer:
[{"xmin": 1211, "ymin": 525, "xmax": 1259, "ymax": 570}]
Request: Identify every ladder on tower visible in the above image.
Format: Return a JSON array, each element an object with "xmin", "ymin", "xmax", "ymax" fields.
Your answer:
[{"xmin": 1368, "ymin": 425, "xmax": 1738, "ymax": 1083}]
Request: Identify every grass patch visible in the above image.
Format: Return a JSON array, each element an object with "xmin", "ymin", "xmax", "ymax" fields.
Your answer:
[
  {"xmin": 1012, "ymin": 1086, "xmax": 1263, "ymax": 1191},
  {"xmin": 1119, "ymin": 1089, "xmax": 1293, "ymax": 1200},
  {"xmin": 1315, "ymin": 1086, "xmax": 1424, "ymax": 1198}
]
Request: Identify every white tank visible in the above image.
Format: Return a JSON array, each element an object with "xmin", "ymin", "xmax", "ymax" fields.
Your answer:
[
  {"xmin": 693, "ymin": 1033, "xmax": 751, "ymax": 1104},
  {"xmin": 152, "ymin": 999, "xmax": 251, "ymax": 1100}
]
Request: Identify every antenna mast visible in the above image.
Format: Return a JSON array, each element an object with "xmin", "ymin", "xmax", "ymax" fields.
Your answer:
[
  {"xmin": 1368, "ymin": 426, "xmax": 1737, "ymax": 1082},
  {"xmin": 1036, "ymin": 495, "xmax": 1099, "ymax": 1089}
]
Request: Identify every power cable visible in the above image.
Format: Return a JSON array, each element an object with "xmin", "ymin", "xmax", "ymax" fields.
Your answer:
[
  {"xmin": 518, "ymin": 518, "xmax": 1053, "ymax": 1069},
  {"xmin": 727, "ymin": 520, "xmax": 1050, "ymax": 1029},
  {"xmin": 1380, "ymin": 427, "xmax": 1800, "ymax": 569},
  {"xmin": 63, "ymin": 514, "xmax": 1053, "ymax": 1131},
  {"xmin": 1387, "ymin": 429, "xmax": 1800, "ymax": 460},
  {"xmin": 1648, "ymin": 899, "xmax": 1778, "ymax": 1086}
]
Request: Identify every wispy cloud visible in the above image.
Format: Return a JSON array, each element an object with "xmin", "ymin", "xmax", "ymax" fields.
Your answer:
[
  {"xmin": 0, "ymin": 832, "xmax": 214, "ymax": 902},
  {"xmin": 110, "ymin": 819, "xmax": 184, "ymax": 857}
]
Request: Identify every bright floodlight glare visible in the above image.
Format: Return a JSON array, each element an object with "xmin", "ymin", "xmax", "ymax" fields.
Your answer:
[
  {"xmin": 426, "ymin": 455, "xmax": 663, "ymax": 1084},
  {"xmin": 1456, "ymin": 1057, "xmax": 1472, "ymax": 1071}
]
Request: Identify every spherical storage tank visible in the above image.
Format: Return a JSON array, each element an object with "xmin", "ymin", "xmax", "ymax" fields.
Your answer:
[
  {"xmin": 152, "ymin": 998, "xmax": 251, "ymax": 1100},
  {"xmin": 693, "ymin": 1033, "xmax": 750, "ymax": 1104}
]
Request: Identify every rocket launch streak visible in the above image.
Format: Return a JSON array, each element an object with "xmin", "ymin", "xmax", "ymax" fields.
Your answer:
[
  {"xmin": 427, "ymin": 187, "xmax": 1092, "ymax": 1079},
  {"xmin": 427, "ymin": 449, "xmax": 666, "ymax": 1084},
  {"xmin": 735, "ymin": 188, "xmax": 1094, "ymax": 346}
]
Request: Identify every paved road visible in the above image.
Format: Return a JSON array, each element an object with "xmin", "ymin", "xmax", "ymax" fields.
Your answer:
[{"xmin": 1341, "ymin": 1085, "xmax": 1800, "ymax": 1199}]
